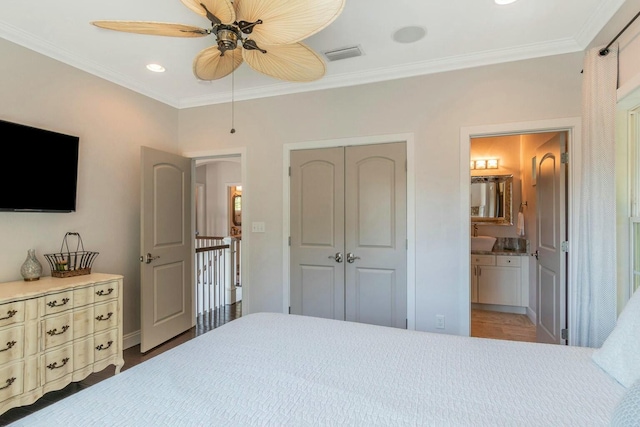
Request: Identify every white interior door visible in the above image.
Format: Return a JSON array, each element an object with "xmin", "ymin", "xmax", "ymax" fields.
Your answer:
[
  {"xmin": 345, "ymin": 143, "xmax": 407, "ymax": 328},
  {"xmin": 536, "ymin": 134, "xmax": 567, "ymax": 344},
  {"xmin": 140, "ymin": 146, "xmax": 193, "ymax": 352},
  {"xmin": 290, "ymin": 147, "xmax": 345, "ymax": 320},
  {"xmin": 290, "ymin": 143, "xmax": 407, "ymax": 328}
]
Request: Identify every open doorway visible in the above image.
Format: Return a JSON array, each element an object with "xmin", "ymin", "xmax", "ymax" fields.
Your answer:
[
  {"xmin": 469, "ymin": 130, "xmax": 569, "ymax": 344},
  {"xmin": 194, "ymin": 157, "xmax": 243, "ymax": 333},
  {"xmin": 460, "ymin": 118, "xmax": 581, "ymax": 345}
]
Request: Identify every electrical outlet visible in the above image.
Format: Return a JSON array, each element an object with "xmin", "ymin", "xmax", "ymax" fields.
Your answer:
[{"xmin": 436, "ymin": 314, "xmax": 445, "ymax": 329}]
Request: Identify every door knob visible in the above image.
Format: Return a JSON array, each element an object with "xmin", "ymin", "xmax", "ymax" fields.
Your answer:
[
  {"xmin": 532, "ymin": 250, "xmax": 539, "ymax": 260},
  {"xmin": 346, "ymin": 253, "xmax": 361, "ymax": 263},
  {"xmin": 144, "ymin": 253, "xmax": 160, "ymax": 264},
  {"xmin": 328, "ymin": 252, "xmax": 343, "ymax": 263}
]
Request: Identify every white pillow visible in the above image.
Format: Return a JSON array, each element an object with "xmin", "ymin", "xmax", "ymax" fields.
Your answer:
[
  {"xmin": 611, "ymin": 379, "xmax": 640, "ymax": 427},
  {"xmin": 592, "ymin": 289, "xmax": 640, "ymax": 388}
]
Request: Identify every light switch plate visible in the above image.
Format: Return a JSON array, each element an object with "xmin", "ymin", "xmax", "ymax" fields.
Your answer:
[{"xmin": 252, "ymin": 222, "xmax": 266, "ymax": 233}]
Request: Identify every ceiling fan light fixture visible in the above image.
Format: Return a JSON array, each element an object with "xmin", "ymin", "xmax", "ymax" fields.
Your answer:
[
  {"xmin": 146, "ymin": 63, "xmax": 166, "ymax": 73},
  {"xmin": 495, "ymin": 0, "xmax": 518, "ymax": 4},
  {"xmin": 216, "ymin": 27, "xmax": 240, "ymax": 54},
  {"xmin": 93, "ymin": 0, "xmax": 346, "ymax": 83},
  {"xmin": 392, "ymin": 26, "xmax": 427, "ymax": 44}
]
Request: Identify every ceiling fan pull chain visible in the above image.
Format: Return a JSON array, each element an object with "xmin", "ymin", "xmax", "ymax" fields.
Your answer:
[{"xmin": 230, "ymin": 49, "xmax": 236, "ymax": 134}]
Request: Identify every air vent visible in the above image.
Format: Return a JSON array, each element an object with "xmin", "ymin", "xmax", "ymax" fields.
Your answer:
[{"xmin": 323, "ymin": 45, "xmax": 363, "ymax": 62}]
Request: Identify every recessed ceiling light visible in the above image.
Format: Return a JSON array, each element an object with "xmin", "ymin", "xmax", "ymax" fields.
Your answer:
[
  {"xmin": 392, "ymin": 26, "xmax": 427, "ymax": 44},
  {"xmin": 495, "ymin": 0, "xmax": 518, "ymax": 4},
  {"xmin": 146, "ymin": 63, "xmax": 165, "ymax": 73}
]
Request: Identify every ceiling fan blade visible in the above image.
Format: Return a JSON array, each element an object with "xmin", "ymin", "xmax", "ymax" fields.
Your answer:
[
  {"xmin": 181, "ymin": 0, "xmax": 236, "ymax": 25},
  {"xmin": 91, "ymin": 21, "xmax": 209, "ymax": 37},
  {"xmin": 193, "ymin": 46, "xmax": 243, "ymax": 80},
  {"xmin": 233, "ymin": 0, "xmax": 345, "ymax": 45},
  {"xmin": 242, "ymin": 42, "xmax": 325, "ymax": 82}
]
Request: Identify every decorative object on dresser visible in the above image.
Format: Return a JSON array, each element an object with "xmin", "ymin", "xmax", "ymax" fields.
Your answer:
[
  {"xmin": 19, "ymin": 249, "xmax": 42, "ymax": 282},
  {"xmin": 44, "ymin": 233, "xmax": 99, "ymax": 278},
  {"xmin": 0, "ymin": 273, "xmax": 123, "ymax": 415}
]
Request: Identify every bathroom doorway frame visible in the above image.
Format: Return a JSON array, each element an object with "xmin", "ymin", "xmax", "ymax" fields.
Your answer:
[{"xmin": 459, "ymin": 117, "xmax": 582, "ymax": 345}]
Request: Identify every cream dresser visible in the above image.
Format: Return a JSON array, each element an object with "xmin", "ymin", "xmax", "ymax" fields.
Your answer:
[{"xmin": 0, "ymin": 273, "xmax": 123, "ymax": 414}]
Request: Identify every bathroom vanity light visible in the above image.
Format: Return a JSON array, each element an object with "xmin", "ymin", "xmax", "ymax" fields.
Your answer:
[{"xmin": 470, "ymin": 158, "xmax": 499, "ymax": 170}]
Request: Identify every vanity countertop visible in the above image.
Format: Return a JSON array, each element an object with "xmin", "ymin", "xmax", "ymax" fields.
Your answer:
[{"xmin": 471, "ymin": 249, "xmax": 529, "ymax": 256}]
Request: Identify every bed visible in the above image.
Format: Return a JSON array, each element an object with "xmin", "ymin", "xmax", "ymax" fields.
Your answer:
[{"xmin": 8, "ymin": 306, "xmax": 639, "ymax": 426}]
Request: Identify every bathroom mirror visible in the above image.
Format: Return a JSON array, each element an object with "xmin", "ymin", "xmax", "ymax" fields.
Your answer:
[
  {"xmin": 232, "ymin": 194, "xmax": 242, "ymax": 226},
  {"xmin": 470, "ymin": 174, "xmax": 513, "ymax": 225}
]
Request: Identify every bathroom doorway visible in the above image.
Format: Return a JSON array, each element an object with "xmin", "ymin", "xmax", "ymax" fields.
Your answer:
[{"xmin": 469, "ymin": 130, "xmax": 569, "ymax": 344}]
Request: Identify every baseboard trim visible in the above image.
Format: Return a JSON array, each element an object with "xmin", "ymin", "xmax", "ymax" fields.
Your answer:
[
  {"xmin": 471, "ymin": 303, "xmax": 526, "ymax": 315},
  {"xmin": 123, "ymin": 330, "xmax": 141, "ymax": 350}
]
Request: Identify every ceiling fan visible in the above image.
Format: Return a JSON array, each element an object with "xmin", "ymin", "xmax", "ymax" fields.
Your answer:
[{"xmin": 91, "ymin": 0, "xmax": 346, "ymax": 83}]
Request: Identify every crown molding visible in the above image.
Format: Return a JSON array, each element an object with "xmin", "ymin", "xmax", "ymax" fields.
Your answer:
[
  {"xmin": 179, "ymin": 37, "xmax": 583, "ymax": 108},
  {"xmin": 0, "ymin": 8, "xmax": 616, "ymax": 110},
  {"xmin": 573, "ymin": 0, "xmax": 628, "ymax": 48}
]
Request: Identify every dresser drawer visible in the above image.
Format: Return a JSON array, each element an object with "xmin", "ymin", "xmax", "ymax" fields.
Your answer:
[
  {"xmin": 73, "ymin": 306, "xmax": 95, "ymax": 340},
  {"xmin": 42, "ymin": 345, "xmax": 73, "ymax": 384},
  {"xmin": 0, "ymin": 361, "xmax": 24, "ymax": 403},
  {"xmin": 43, "ymin": 291, "xmax": 74, "ymax": 316},
  {"xmin": 94, "ymin": 281, "xmax": 118, "ymax": 302},
  {"xmin": 74, "ymin": 336, "xmax": 95, "ymax": 370},
  {"xmin": 42, "ymin": 312, "xmax": 74, "ymax": 350},
  {"xmin": 73, "ymin": 285, "xmax": 95, "ymax": 308},
  {"xmin": 496, "ymin": 255, "xmax": 521, "ymax": 267},
  {"xmin": 94, "ymin": 329, "xmax": 118, "ymax": 362},
  {"xmin": 0, "ymin": 326, "xmax": 24, "ymax": 366},
  {"xmin": 471, "ymin": 254, "xmax": 495, "ymax": 266},
  {"xmin": 0, "ymin": 302, "xmax": 25, "ymax": 328},
  {"xmin": 94, "ymin": 301, "xmax": 117, "ymax": 333}
]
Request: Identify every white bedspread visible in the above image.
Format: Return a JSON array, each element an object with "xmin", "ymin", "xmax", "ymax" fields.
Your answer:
[{"xmin": 11, "ymin": 313, "xmax": 625, "ymax": 426}]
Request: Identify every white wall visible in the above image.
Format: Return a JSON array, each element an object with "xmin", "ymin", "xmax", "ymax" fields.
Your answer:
[
  {"xmin": 198, "ymin": 161, "xmax": 241, "ymax": 236},
  {"xmin": 178, "ymin": 52, "xmax": 584, "ymax": 334},
  {"xmin": 0, "ymin": 38, "xmax": 181, "ymax": 337}
]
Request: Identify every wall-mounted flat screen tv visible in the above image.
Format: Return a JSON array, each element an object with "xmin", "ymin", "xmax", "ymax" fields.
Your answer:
[{"xmin": 0, "ymin": 119, "xmax": 79, "ymax": 212}]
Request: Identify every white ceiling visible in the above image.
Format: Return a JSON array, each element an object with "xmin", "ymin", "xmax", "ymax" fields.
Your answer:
[{"xmin": 0, "ymin": 0, "xmax": 628, "ymax": 108}]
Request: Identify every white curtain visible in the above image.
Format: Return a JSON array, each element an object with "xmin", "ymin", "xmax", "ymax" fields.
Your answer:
[{"xmin": 574, "ymin": 45, "xmax": 618, "ymax": 348}]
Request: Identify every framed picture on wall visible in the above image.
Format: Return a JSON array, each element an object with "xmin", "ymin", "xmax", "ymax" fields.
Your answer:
[{"xmin": 531, "ymin": 156, "xmax": 537, "ymax": 186}]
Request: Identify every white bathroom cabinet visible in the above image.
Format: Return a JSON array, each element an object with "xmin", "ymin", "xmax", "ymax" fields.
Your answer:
[{"xmin": 471, "ymin": 254, "xmax": 528, "ymax": 308}]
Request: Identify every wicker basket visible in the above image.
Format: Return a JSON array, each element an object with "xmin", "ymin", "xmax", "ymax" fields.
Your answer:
[{"xmin": 44, "ymin": 233, "xmax": 99, "ymax": 278}]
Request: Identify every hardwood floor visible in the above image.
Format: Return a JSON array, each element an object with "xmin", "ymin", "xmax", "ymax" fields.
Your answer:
[
  {"xmin": 471, "ymin": 308, "xmax": 537, "ymax": 342},
  {"xmin": 0, "ymin": 302, "xmax": 242, "ymax": 426}
]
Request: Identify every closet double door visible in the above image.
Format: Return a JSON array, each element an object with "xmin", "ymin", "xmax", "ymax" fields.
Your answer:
[{"xmin": 290, "ymin": 142, "xmax": 407, "ymax": 328}]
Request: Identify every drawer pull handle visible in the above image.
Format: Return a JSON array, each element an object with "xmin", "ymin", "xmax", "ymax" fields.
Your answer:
[
  {"xmin": 96, "ymin": 312, "xmax": 113, "ymax": 322},
  {"xmin": 0, "ymin": 341, "xmax": 17, "ymax": 352},
  {"xmin": 96, "ymin": 288, "xmax": 114, "ymax": 297},
  {"xmin": 47, "ymin": 325, "xmax": 70, "ymax": 336},
  {"xmin": 47, "ymin": 357, "xmax": 70, "ymax": 370},
  {"xmin": 47, "ymin": 298, "xmax": 70, "ymax": 308},
  {"xmin": 0, "ymin": 377, "xmax": 16, "ymax": 390},
  {"xmin": 0, "ymin": 310, "xmax": 17, "ymax": 320},
  {"xmin": 96, "ymin": 341, "xmax": 113, "ymax": 351}
]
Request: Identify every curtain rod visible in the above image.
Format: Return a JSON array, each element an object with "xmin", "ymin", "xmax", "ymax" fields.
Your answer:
[{"xmin": 600, "ymin": 9, "xmax": 640, "ymax": 56}]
